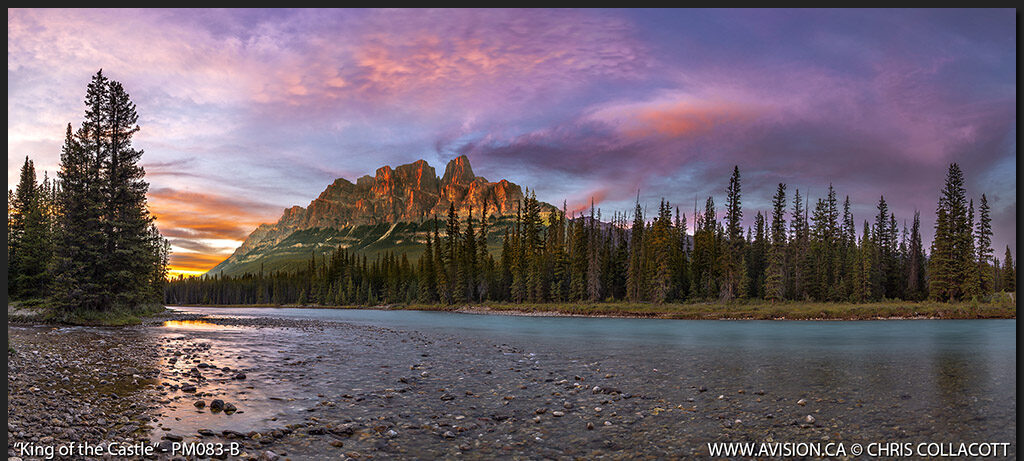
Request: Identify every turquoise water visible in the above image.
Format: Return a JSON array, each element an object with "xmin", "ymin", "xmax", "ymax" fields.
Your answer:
[
  {"xmin": 161, "ymin": 307, "xmax": 1016, "ymax": 454},
  {"xmin": 169, "ymin": 306, "xmax": 1015, "ymax": 353}
]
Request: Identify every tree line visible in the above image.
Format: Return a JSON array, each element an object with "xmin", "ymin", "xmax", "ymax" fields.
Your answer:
[
  {"xmin": 166, "ymin": 164, "xmax": 1015, "ymax": 306},
  {"xmin": 7, "ymin": 70, "xmax": 168, "ymax": 312}
]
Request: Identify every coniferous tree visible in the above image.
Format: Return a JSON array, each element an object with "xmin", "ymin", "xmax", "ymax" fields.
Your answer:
[
  {"xmin": 906, "ymin": 211, "xmax": 927, "ymax": 300},
  {"xmin": 10, "ymin": 158, "xmax": 54, "ymax": 299},
  {"xmin": 788, "ymin": 189, "xmax": 808, "ymax": 299},
  {"xmin": 1003, "ymin": 246, "xmax": 1015, "ymax": 293},
  {"xmin": 9, "ymin": 157, "xmax": 38, "ymax": 298},
  {"xmin": 764, "ymin": 183, "xmax": 787, "ymax": 301},
  {"xmin": 671, "ymin": 207, "xmax": 690, "ymax": 301},
  {"xmin": 930, "ymin": 163, "xmax": 970, "ymax": 301},
  {"xmin": 720, "ymin": 166, "xmax": 744, "ymax": 300},
  {"xmin": 852, "ymin": 221, "xmax": 874, "ymax": 302},
  {"xmin": 747, "ymin": 211, "xmax": 767, "ymax": 299},
  {"xmin": 648, "ymin": 199, "xmax": 674, "ymax": 303},
  {"xmin": 53, "ymin": 117, "xmax": 106, "ymax": 311},
  {"xmin": 626, "ymin": 198, "xmax": 645, "ymax": 302},
  {"xmin": 975, "ymin": 194, "xmax": 994, "ymax": 295},
  {"xmin": 962, "ymin": 199, "xmax": 981, "ymax": 298}
]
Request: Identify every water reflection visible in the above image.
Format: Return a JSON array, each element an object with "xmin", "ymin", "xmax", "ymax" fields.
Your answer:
[{"xmin": 163, "ymin": 319, "xmax": 237, "ymax": 329}]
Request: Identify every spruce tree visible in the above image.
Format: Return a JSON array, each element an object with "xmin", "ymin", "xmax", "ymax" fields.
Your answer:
[
  {"xmin": 102, "ymin": 79, "xmax": 161, "ymax": 308},
  {"xmin": 10, "ymin": 158, "xmax": 54, "ymax": 299},
  {"xmin": 929, "ymin": 163, "xmax": 970, "ymax": 301},
  {"xmin": 720, "ymin": 166, "xmax": 744, "ymax": 300},
  {"xmin": 53, "ymin": 119, "xmax": 106, "ymax": 311},
  {"xmin": 626, "ymin": 198, "xmax": 645, "ymax": 302},
  {"xmin": 8, "ymin": 157, "xmax": 38, "ymax": 298},
  {"xmin": 906, "ymin": 211, "xmax": 927, "ymax": 300},
  {"xmin": 975, "ymin": 194, "xmax": 994, "ymax": 294},
  {"xmin": 764, "ymin": 183, "xmax": 787, "ymax": 302},
  {"xmin": 1003, "ymin": 246, "xmax": 1015, "ymax": 293}
]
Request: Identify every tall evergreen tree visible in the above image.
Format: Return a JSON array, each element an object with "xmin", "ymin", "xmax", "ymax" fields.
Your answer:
[
  {"xmin": 975, "ymin": 194, "xmax": 994, "ymax": 295},
  {"xmin": 8, "ymin": 157, "xmax": 38, "ymax": 297},
  {"xmin": 929, "ymin": 163, "xmax": 970, "ymax": 301},
  {"xmin": 1002, "ymin": 246, "xmax": 1015, "ymax": 293},
  {"xmin": 626, "ymin": 197, "xmax": 645, "ymax": 302},
  {"xmin": 906, "ymin": 211, "xmax": 927, "ymax": 300},
  {"xmin": 720, "ymin": 166, "xmax": 744, "ymax": 300},
  {"xmin": 764, "ymin": 183, "xmax": 787, "ymax": 301}
]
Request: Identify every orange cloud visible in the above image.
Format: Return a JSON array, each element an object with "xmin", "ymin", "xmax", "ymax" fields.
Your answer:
[
  {"xmin": 625, "ymin": 102, "xmax": 745, "ymax": 138},
  {"xmin": 167, "ymin": 252, "xmax": 233, "ymax": 276},
  {"xmin": 148, "ymin": 187, "xmax": 283, "ymax": 273}
]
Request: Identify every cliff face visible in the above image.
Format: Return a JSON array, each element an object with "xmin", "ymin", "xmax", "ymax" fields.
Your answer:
[{"xmin": 211, "ymin": 156, "xmax": 542, "ymax": 274}]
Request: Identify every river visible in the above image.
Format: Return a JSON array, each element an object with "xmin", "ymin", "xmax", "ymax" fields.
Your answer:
[{"xmin": 146, "ymin": 306, "xmax": 1016, "ymax": 458}]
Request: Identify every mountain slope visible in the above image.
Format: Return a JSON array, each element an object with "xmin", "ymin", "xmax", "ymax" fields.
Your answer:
[{"xmin": 209, "ymin": 156, "xmax": 550, "ymax": 276}]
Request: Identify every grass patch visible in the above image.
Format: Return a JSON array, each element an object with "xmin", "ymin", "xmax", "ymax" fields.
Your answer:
[
  {"xmin": 364, "ymin": 299, "xmax": 1017, "ymax": 320},
  {"xmin": 171, "ymin": 294, "xmax": 1017, "ymax": 320},
  {"xmin": 36, "ymin": 303, "xmax": 168, "ymax": 326}
]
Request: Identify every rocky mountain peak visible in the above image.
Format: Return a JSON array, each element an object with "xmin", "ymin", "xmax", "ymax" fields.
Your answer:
[
  {"xmin": 441, "ymin": 155, "xmax": 475, "ymax": 186},
  {"xmin": 210, "ymin": 155, "xmax": 554, "ymax": 275}
]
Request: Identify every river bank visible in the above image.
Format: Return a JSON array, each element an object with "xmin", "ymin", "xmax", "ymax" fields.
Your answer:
[{"xmin": 167, "ymin": 298, "xmax": 1017, "ymax": 320}]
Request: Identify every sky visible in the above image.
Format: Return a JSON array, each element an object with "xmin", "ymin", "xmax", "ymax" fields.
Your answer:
[{"xmin": 7, "ymin": 8, "xmax": 1016, "ymax": 276}]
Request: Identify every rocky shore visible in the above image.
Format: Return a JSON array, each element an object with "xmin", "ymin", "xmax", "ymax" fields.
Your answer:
[{"xmin": 8, "ymin": 311, "xmax": 1017, "ymax": 460}]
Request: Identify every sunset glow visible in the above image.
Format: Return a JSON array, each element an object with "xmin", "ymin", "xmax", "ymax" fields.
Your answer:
[{"xmin": 8, "ymin": 9, "xmax": 1016, "ymax": 275}]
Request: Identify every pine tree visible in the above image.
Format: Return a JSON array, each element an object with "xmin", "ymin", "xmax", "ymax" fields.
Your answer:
[
  {"xmin": 929, "ymin": 163, "xmax": 970, "ymax": 301},
  {"xmin": 720, "ymin": 166, "xmax": 744, "ymax": 300},
  {"xmin": 906, "ymin": 211, "xmax": 927, "ymax": 300},
  {"xmin": 1003, "ymin": 246, "xmax": 1015, "ymax": 293},
  {"xmin": 748, "ymin": 211, "xmax": 767, "ymax": 298},
  {"xmin": 648, "ymin": 199, "xmax": 674, "ymax": 303},
  {"xmin": 961, "ymin": 199, "xmax": 981, "ymax": 298},
  {"xmin": 10, "ymin": 158, "xmax": 54, "ymax": 299},
  {"xmin": 626, "ymin": 198, "xmax": 645, "ymax": 302},
  {"xmin": 476, "ymin": 208, "xmax": 491, "ymax": 301},
  {"xmin": 419, "ymin": 232, "xmax": 437, "ymax": 302},
  {"xmin": 671, "ymin": 207, "xmax": 690, "ymax": 301},
  {"xmin": 975, "ymin": 194, "xmax": 994, "ymax": 295},
  {"xmin": 102, "ymin": 79, "xmax": 162, "ymax": 308},
  {"xmin": 8, "ymin": 157, "xmax": 38, "ymax": 298},
  {"xmin": 764, "ymin": 183, "xmax": 787, "ymax": 302},
  {"xmin": 53, "ymin": 118, "xmax": 106, "ymax": 311}
]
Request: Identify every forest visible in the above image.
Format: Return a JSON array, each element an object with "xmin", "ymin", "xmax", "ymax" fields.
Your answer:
[
  {"xmin": 7, "ymin": 70, "xmax": 168, "ymax": 316},
  {"xmin": 164, "ymin": 165, "xmax": 1015, "ymax": 307}
]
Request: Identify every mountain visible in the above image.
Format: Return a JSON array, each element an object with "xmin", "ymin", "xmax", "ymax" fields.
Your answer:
[{"xmin": 209, "ymin": 156, "xmax": 552, "ymax": 276}]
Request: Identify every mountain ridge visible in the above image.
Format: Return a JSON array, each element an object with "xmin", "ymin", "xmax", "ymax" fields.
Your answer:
[{"xmin": 209, "ymin": 155, "xmax": 550, "ymax": 275}]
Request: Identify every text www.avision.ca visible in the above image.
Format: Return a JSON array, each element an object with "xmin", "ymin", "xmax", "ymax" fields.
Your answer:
[{"xmin": 707, "ymin": 441, "xmax": 1012, "ymax": 457}]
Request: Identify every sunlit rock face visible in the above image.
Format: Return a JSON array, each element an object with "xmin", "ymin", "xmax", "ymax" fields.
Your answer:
[{"xmin": 211, "ymin": 156, "xmax": 549, "ymax": 275}]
